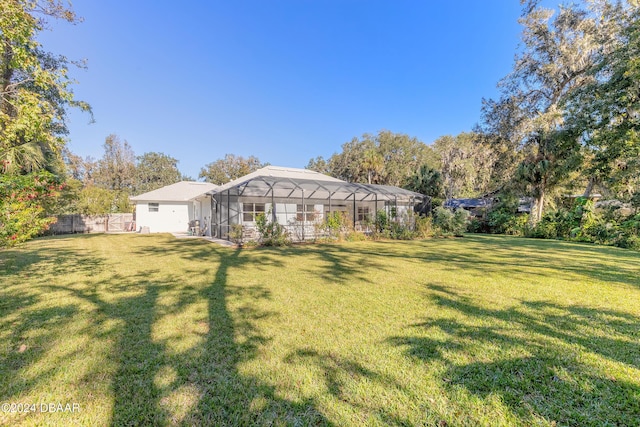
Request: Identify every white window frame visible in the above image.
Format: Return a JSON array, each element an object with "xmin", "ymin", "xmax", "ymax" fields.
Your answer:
[{"xmin": 242, "ymin": 202, "xmax": 265, "ymax": 222}]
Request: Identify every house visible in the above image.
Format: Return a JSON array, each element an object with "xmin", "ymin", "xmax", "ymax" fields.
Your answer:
[
  {"xmin": 130, "ymin": 181, "xmax": 218, "ymax": 234},
  {"xmin": 207, "ymin": 166, "xmax": 425, "ymax": 241},
  {"xmin": 443, "ymin": 198, "xmax": 492, "ymax": 217},
  {"xmin": 130, "ymin": 167, "xmax": 426, "ymax": 241},
  {"xmin": 444, "ymin": 196, "xmax": 533, "ymax": 217}
]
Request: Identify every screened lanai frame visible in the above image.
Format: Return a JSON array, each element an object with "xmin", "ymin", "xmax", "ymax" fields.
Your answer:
[{"xmin": 207, "ymin": 174, "xmax": 425, "ymax": 241}]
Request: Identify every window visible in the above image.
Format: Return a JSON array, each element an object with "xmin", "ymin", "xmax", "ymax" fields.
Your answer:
[
  {"xmin": 296, "ymin": 204, "xmax": 316, "ymax": 222},
  {"xmin": 243, "ymin": 203, "xmax": 265, "ymax": 222},
  {"xmin": 357, "ymin": 206, "xmax": 370, "ymax": 222},
  {"xmin": 149, "ymin": 203, "xmax": 159, "ymax": 212}
]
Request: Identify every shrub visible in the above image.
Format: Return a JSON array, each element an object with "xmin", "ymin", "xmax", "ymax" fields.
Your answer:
[
  {"xmin": 318, "ymin": 211, "xmax": 352, "ymax": 241},
  {"xmin": 486, "ymin": 210, "xmax": 530, "ymax": 236},
  {"xmin": 374, "ymin": 209, "xmax": 388, "ymax": 232},
  {"xmin": 388, "ymin": 220, "xmax": 416, "ymax": 240},
  {"xmin": 345, "ymin": 231, "xmax": 368, "ymax": 241},
  {"xmin": 504, "ymin": 214, "xmax": 530, "ymax": 236},
  {"xmin": 369, "ymin": 209, "xmax": 420, "ymax": 240},
  {"xmin": 415, "ymin": 215, "xmax": 435, "ymax": 238},
  {"xmin": 524, "ymin": 199, "xmax": 640, "ymax": 251},
  {"xmin": 229, "ymin": 224, "xmax": 244, "ymax": 246},
  {"xmin": 621, "ymin": 213, "xmax": 640, "ymax": 234},
  {"xmin": 0, "ymin": 172, "xmax": 63, "ymax": 248},
  {"xmin": 481, "ymin": 194, "xmax": 530, "ymax": 236},
  {"xmin": 528, "ymin": 215, "xmax": 559, "ymax": 239},
  {"xmin": 433, "ymin": 207, "xmax": 468, "ymax": 236},
  {"xmin": 464, "ymin": 193, "xmax": 640, "ymax": 251},
  {"xmin": 452, "ymin": 209, "xmax": 470, "ymax": 236},
  {"xmin": 467, "ymin": 217, "xmax": 489, "ymax": 234},
  {"xmin": 255, "ymin": 209, "xmax": 290, "ymax": 246},
  {"xmin": 614, "ymin": 234, "xmax": 640, "ymax": 250},
  {"xmin": 487, "ymin": 210, "xmax": 514, "ymax": 234}
]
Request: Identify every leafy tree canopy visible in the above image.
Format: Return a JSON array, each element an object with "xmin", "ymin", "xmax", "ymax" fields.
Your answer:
[
  {"xmin": 308, "ymin": 130, "xmax": 436, "ymax": 187},
  {"xmin": 0, "ymin": 0, "xmax": 90, "ymax": 244},
  {"xmin": 199, "ymin": 154, "xmax": 265, "ymax": 185},
  {"xmin": 405, "ymin": 165, "xmax": 444, "ymax": 202},
  {"xmin": 432, "ymin": 132, "xmax": 496, "ymax": 199},
  {"xmin": 134, "ymin": 151, "xmax": 182, "ymax": 194},
  {"xmin": 480, "ymin": 0, "xmax": 627, "ymax": 222},
  {"xmin": 1, "ymin": 0, "xmax": 90, "ymax": 175},
  {"xmin": 92, "ymin": 134, "xmax": 136, "ymax": 193},
  {"xmin": 564, "ymin": 5, "xmax": 640, "ymax": 201}
]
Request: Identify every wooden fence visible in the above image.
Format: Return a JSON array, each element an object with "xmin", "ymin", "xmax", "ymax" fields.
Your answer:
[{"xmin": 47, "ymin": 214, "xmax": 135, "ymax": 234}]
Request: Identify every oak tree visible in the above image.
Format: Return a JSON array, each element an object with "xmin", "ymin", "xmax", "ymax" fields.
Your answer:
[
  {"xmin": 134, "ymin": 151, "xmax": 182, "ymax": 194},
  {"xmin": 199, "ymin": 154, "xmax": 264, "ymax": 185},
  {"xmin": 481, "ymin": 0, "xmax": 624, "ymax": 222}
]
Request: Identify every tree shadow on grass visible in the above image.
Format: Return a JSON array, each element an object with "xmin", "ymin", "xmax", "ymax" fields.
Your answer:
[
  {"xmin": 0, "ymin": 304, "xmax": 80, "ymax": 404},
  {"xmin": 128, "ymin": 239, "xmax": 332, "ymax": 425},
  {"xmin": 8, "ymin": 233, "xmax": 638, "ymax": 425},
  {"xmin": 2, "ymin": 236, "xmax": 333, "ymax": 425},
  {"xmin": 388, "ymin": 284, "xmax": 640, "ymax": 426},
  {"xmin": 34, "ymin": 269, "xmax": 168, "ymax": 425},
  {"xmin": 0, "ymin": 242, "xmax": 113, "ymax": 425},
  {"xmin": 281, "ymin": 243, "xmax": 394, "ymax": 285},
  {"xmin": 0, "ymin": 241, "xmax": 108, "ymax": 403},
  {"xmin": 456, "ymin": 235, "xmax": 640, "ymax": 288},
  {"xmin": 114, "ymin": 239, "xmax": 334, "ymax": 424},
  {"xmin": 175, "ymin": 248, "xmax": 329, "ymax": 425},
  {"xmin": 315, "ymin": 235, "xmax": 640, "ymax": 289},
  {"xmin": 284, "ymin": 348, "xmax": 417, "ymax": 426}
]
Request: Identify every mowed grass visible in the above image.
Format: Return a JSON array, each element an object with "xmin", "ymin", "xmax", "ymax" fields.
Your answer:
[{"xmin": 0, "ymin": 234, "xmax": 639, "ymax": 426}]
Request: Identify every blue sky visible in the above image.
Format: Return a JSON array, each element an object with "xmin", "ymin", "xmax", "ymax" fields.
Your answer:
[{"xmin": 40, "ymin": 1, "xmax": 541, "ymax": 180}]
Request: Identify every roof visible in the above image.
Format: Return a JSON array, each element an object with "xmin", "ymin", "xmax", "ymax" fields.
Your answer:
[
  {"xmin": 444, "ymin": 196, "xmax": 533, "ymax": 213},
  {"xmin": 444, "ymin": 198, "xmax": 492, "ymax": 209},
  {"xmin": 213, "ymin": 166, "xmax": 345, "ymax": 194},
  {"xmin": 208, "ymin": 166, "xmax": 424, "ymax": 202},
  {"xmin": 130, "ymin": 181, "xmax": 219, "ymax": 202}
]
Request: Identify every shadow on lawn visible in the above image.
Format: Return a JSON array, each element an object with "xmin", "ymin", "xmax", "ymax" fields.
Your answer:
[
  {"xmin": 1, "ymin": 236, "xmax": 332, "ymax": 425},
  {"xmin": 4, "ymin": 234, "xmax": 639, "ymax": 425},
  {"xmin": 222, "ymin": 242, "xmax": 394, "ymax": 286},
  {"xmin": 114, "ymin": 239, "xmax": 332, "ymax": 425},
  {"xmin": 388, "ymin": 284, "xmax": 640, "ymax": 426},
  {"xmin": 113, "ymin": 240, "xmax": 335, "ymax": 425},
  {"xmin": 339, "ymin": 235, "xmax": 640, "ymax": 289},
  {"xmin": 0, "ymin": 240, "xmax": 107, "ymax": 405},
  {"xmin": 130, "ymin": 240, "xmax": 331, "ymax": 425},
  {"xmin": 284, "ymin": 349, "xmax": 419, "ymax": 426}
]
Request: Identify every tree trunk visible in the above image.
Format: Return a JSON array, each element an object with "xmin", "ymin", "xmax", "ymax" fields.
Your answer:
[
  {"xmin": 531, "ymin": 189, "xmax": 545, "ymax": 225},
  {"xmin": 583, "ymin": 176, "xmax": 595, "ymax": 198},
  {"xmin": 1, "ymin": 40, "xmax": 15, "ymax": 116}
]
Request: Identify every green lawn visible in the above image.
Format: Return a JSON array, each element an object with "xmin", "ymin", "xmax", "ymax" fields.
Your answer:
[{"xmin": 1, "ymin": 234, "xmax": 639, "ymax": 426}]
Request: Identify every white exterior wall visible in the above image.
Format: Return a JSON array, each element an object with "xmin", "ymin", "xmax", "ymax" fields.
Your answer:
[
  {"xmin": 237, "ymin": 202, "xmax": 325, "ymax": 242},
  {"xmin": 135, "ymin": 201, "xmax": 190, "ymax": 233},
  {"xmin": 238, "ymin": 203, "xmax": 324, "ymax": 227}
]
